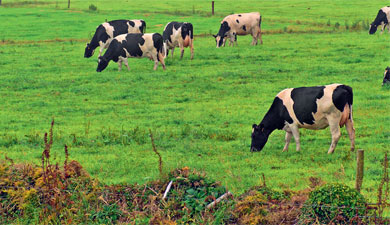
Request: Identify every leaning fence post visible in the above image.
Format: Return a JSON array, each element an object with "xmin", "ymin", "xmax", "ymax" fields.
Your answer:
[
  {"xmin": 211, "ymin": 1, "xmax": 214, "ymax": 15},
  {"xmin": 67, "ymin": 0, "xmax": 70, "ymax": 8},
  {"xmin": 356, "ymin": 149, "xmax": 364, "ymax": 192}
]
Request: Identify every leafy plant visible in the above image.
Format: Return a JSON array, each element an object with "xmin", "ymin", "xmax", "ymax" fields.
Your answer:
[
  {"xmin": 300, "ymin": 183, "xmax": 366, "ymax": 224},
  {"xmin": 90, "ymin": 204, "xmax": 122, "ymax": 224}
]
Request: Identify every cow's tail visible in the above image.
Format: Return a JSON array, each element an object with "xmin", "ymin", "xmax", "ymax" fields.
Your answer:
[
  {"xmin": 339, "ymin": 85, "xmax": 353, "ymax": 127},
  {"xmin": 259, "ymin": 15, "xmax": 262, "ymax": 28}
]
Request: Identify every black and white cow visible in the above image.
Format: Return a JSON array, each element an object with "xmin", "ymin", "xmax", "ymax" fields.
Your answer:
[
  {"xmin": 96, "ymin": 33, "xmax": 166, "ymax": 72},
  {"xmin": 85, "ymin": 19, "xmax": 146, "ymax": 58},
  {"xmin": 251, "ymin": 84, "xmax": 355, "ymax": 154},
  {"xmin": 383, "ymin": 67, "xmax": 390, "ymax": 85},
  {"xmin": 369, "ymin": 7, "xmax": 390, "ymax": 34},
  {"xmin": 163, "ymin": 22, "xmax": 194, "ymax": 59},
  {"xmin": 213, "ymin": 12, "xmax": 263, "ymax": 48}
]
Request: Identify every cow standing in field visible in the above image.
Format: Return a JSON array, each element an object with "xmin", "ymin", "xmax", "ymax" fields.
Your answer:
[
  {"xmin": 96, "ymin": 33, "xmax": 166, "ymax": 72},
  {"xmin": 251, "ymin": 84, "xmax": 355, "ymax": 154},
  {"xmin": 383, "ymin": 67, "xmax": 390, "ymax": 85},
  {"xmin": 85, "ymin": 19, "xmax": 146, "ymax": 58},
  {"xmin": 369, "ymin": 7, "xmax": 390, "ymax": 34},
  {"xmin": 163, "ymin": 22, "xmax": 194, "ymax": 59},
  {"xmin": 213, "ymin": 12, "xmax": 263, "ymax": 48}
]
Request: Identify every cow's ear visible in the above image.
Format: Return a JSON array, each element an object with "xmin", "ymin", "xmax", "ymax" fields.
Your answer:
[
  {"xmin": 252, "ymin": 124, "xmax": 257, "ymax": 129},
  {"xmin": 259, "ymin": 124, "xmax": 265, "ymax": 132},
  {"xmin": 213, "ymin": 34, "xmax": 217, "ymax": 38}
]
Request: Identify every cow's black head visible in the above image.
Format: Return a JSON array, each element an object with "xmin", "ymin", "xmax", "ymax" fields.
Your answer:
[
  {"xmin": 214, "ymin": 21, "xmax": 230, "ymax": 48},
  {"xmin": 84, "ymin": 43, "xmax": 95, "ymax": 58},
  {"xmin": 250, "ymin": 124, "xmax": 269, "ymax": 152},
  {"xmin": 96, "ymin": 56, "xmax": 109, "ymax": 72},
  {"xmin": 383, "ymin": 67, "xmax": 390, "ymax": 86},
  {"xmin": 369, "ymin": 24, "xmax": 378, "ymax": 34}
]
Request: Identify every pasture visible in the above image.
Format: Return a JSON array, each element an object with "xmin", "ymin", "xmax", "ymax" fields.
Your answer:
[{"xmin": 1, "ymin": 0, "xmax": 390, "ymax": 203}]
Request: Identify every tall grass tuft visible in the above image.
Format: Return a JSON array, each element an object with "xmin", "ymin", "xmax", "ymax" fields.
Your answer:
[{"xmin": 89, "ymin": 4, "xmax": 97, "ymax": 11}]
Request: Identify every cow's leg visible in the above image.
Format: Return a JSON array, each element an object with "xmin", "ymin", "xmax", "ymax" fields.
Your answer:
[
  {"xmin": 158, "ymin": 52, "xmax": 166, "ymax": 70},
  {"xmin": 179, "ymin": 43, "xmax": 184, "ymax": 59},
  {"xmin": 327, "ymin": 118, "xmax": 341, "ymax": 154},
  {"xmin": 123, "ymin": 58, "xmax": 130, "ymax": 71},
  {"xmin": 258, "ymin": 29, "xmax": 263, "ymax": 45},
  {"xmin": 345, "ymin": 117, "xmax": 355, "ymax": 152},
  {"xmin": 171, "ymin": 48, "xmax": 175, "ymax": 59},
  {"xmin": 283, "ymin": 131, "xmax": 293, "ymax": 152},
  {"xmin": 251, "ymin": 30, "xmax": 257, "ymax": 45},
  {"xmin": 190, "ymin": 39, "xmax": 194, "ymax": 60},
  {"xmin": 290, "ymin": 125, "xmax": 301, "ymax": 151},
  {"xmin": 229, "ymin": 35, "xmax": 235, "ymax": 47},
  {"xmin": 381, "ymin": 23, "xmax": 385, "ymax": 34},
  {"xmin": 118, "ymin": 60, "xmax": 122, "ymax": 71},
  {"xmin": 152, "ymin": 54, "xmax": 159, "ymax": 70},
  {"xmin": 251, "ymin": 34, "xmax": 257, "ymax": 45}
]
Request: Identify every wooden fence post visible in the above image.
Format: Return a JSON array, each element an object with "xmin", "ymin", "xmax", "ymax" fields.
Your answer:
[
  {"xmin": 211, "ymin": 1, "xmax": 214, "ymax": 15},
  {"xmin": 356, "ymin": 149, "xmax": 364, "ymax": 192},
  {"xmin": 68, "ymin": 0, "xmax": 70, "ymax": 8},
  {"xmin": 0, "ymin": 0, "xmax": 2, "ymax": 6}
]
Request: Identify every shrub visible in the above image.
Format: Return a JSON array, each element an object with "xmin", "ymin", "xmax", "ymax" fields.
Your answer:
[
  {"xmin": 300, "ymin": 183, "xmax": 366, "ymax": 224},
  {"xmin": 231, "ymin": 192, "xmax": 268, "ymax": 224},
  {"xmin": 89, "ymin": 4, "xmax": 97, "ymax": 11}
]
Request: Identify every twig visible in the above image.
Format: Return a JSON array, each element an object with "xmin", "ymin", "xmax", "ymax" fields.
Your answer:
[
  {"xmin": 262, "ymin": 173, "xmax": 266, "ymax": 187},
  {"xmin": 163, "ymin": 180, "xmax": 173, "ymax": 200},
  {"xmin": 149, "ymin": 129, "xmax": 163, "ymax": 177},
  {"xmin": 206, "ymin": 191, "xmax": 232, "ymax": 209}
]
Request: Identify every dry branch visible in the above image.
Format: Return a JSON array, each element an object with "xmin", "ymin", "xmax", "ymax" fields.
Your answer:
[
  {"xmin": 163, "ymin": 180, "xmax": 173, "ymax": 200},
  {"xmin": 206, "ymin": 191, "xmax": 232, "ymax": 209}
]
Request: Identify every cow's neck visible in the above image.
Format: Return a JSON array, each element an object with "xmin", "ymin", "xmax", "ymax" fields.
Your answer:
[
  {"xmin": 89, "ymin": 33, "xmax": 100, "ymax": 49},
  {"xmin": 259, "ymin": 98, "xmax": 288, "ymax": 134}
]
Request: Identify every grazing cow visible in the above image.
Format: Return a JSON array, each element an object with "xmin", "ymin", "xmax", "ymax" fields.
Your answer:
[
  {"xmin": 85, "ymin": 19, "xmax": 146, "ymax": 58},
  {"xmin": 96, "ymin": 33, "xmax": 166, "ymax": 72},
  {"xmin": 251, "ymin": 84, "xmax": 355, "ymax": 154},
  {"xmin": 383, "ymin": 67, "xmax": 390, "ymax": 85},
  {"xmin": 163, "ymin": 22, "xmax": 194, "ymax": 59},
  {"xmin": 213, "ymin": 12, "xmax": 263, "ymax": 48},
  {"xmin": 369, "ymin": 7, "xmax": 390, "ymax": 34}
]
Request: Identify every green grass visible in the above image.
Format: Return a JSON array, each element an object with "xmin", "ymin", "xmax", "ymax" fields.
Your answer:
[{"xmin": 1, "ymin": 0, "xmax": 390, "ymax": 201}]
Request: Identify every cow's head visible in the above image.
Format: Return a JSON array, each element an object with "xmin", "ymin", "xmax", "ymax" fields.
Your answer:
[
  {"xmin": 250, "ymin": 124, "xmax": 269, "ymax": 152},
  {"xmin": 181, "ymin": 23, "xmax": 193, "ymax": 38},
  {"xmin": 383, "ymin": 66, "xmax": 390, "ymax": 85},
  {"xmin": 96, "ymin": 56, "xmax": 109, "ymax": 72},
  {"xmin": 213, "ymin": 21, "xmax": 230, "ymax": 48},
  {"xmin": 369, "ymin": 24, "xmax": 378, "ymax": 34},
  {"xmin": 84, "ymin": 43, "xmax": 95, "ymax": 58}
]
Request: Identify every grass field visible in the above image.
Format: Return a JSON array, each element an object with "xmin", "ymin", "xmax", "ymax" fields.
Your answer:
[{"xmin": 1, "ymin": 0, "xmax": 390, "ymax": 202}]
